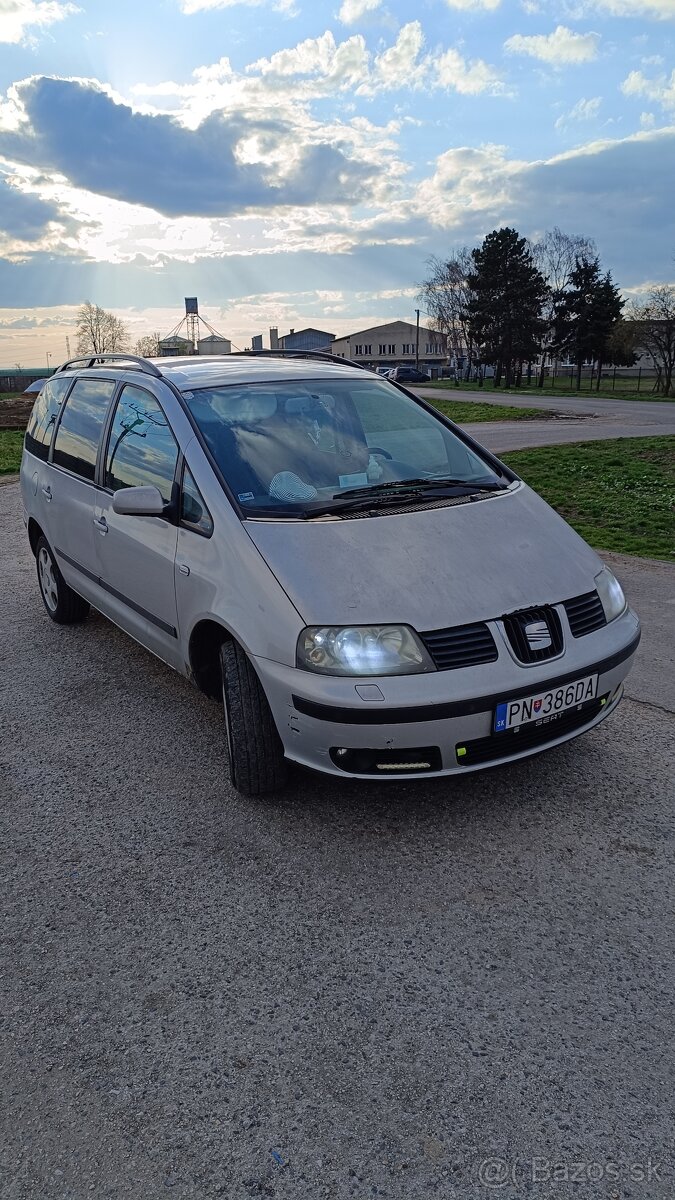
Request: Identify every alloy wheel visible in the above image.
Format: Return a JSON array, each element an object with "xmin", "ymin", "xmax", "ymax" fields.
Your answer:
[{"xmin": 38, "ymin": 546, "xmax": 59, "ymax": 613}]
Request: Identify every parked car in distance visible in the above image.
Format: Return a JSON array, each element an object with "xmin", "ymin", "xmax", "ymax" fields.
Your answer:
[
  {"xmin": 20, "ymin": 377, "xmax": 47, "ymax": 400},
  {"xmin": 21, "ymin": 351, "xmax": 640, "ymax": 796},
  {"xmin": 388, "ymin": 366, "xmax": 431, "ymax": 383},
  {"xmin": 376, "ymin": 366, "xmax": 393, "ymax": 377}
]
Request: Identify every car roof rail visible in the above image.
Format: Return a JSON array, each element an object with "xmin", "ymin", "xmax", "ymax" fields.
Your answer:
[
  {"xmin": 54, "ymin": 353, "xmax": 163, "ymax": 378},
  {"xmin": 227, "ymin": 349, "xmax": 372, "ymax": 372}
]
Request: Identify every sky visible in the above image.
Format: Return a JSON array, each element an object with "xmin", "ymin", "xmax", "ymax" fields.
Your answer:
[{"xmin": 0, "ymin": 0, "xmax": 674, "ymax": 366}]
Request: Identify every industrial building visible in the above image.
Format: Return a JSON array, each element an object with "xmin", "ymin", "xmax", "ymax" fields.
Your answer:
[
  {"xmin": 330, "ymin": 321, "xmax": 447, "ymax": 373},
  {"xmin": 278, "ymin": 327, "xmax": 335, "ymax": 352}
]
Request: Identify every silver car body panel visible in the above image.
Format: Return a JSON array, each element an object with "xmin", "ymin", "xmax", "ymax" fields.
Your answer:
[{"xmin": 243, "ymin": 483, "xmax": 605, "ymax": 629}]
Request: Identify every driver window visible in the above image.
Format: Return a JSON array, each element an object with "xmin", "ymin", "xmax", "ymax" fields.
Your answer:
[{"xmin": 105, "ymin": 385, "xmax": 178, "ymax": 503}]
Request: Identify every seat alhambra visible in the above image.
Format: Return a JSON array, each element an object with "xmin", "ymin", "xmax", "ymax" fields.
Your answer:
[{"xmin": 21, "ymin": 352, "xmax": 640, "ymax": 795}]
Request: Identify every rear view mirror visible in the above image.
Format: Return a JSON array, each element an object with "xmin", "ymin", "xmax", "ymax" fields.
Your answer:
[{"xmin": 112, "ymin": 485, "xmax": 166, "ymax": 517}]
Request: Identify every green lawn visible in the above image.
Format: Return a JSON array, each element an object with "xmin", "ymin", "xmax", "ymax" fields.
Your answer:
[
  {"xmin": 426, "ymin": 379, "xmax": 673, "ymax": 403},
  {"xmin": 0, "ymin": 430, "xmax": 24, "ymax": 474},
  {"xmin": 428, "ymin": 398, "xmax": 552, "ymax": 423},
  {"xmin": 503, "ymin": 438, "xmax": 675, "ymax": 561}
]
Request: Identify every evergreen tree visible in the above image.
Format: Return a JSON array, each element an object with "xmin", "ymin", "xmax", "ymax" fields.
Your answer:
[
  {"xmin": 554, "ymin": 257, "xmax": 624, "ymax": 390},
  {"xmin": 465, "ymin": 227, "xmax": 548, "ymax": 388}
]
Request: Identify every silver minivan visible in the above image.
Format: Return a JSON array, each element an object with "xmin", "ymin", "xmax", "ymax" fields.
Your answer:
[{"xmin": 21, "ymin": 352, "xmax": 640, "ymax": 794}]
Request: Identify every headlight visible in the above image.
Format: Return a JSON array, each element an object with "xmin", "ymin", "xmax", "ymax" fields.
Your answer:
[
  {"xmin": 297, "ymin": 625, "xmax": 435, "ymax": 676},
  {"xmin": 595, "ymin": 566, "xmax": 627, "ymax": 623}
]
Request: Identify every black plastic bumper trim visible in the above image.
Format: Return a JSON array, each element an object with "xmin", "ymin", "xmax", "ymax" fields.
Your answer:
[{"xmin": 291, "ymin": 630, "xmax": 640, "ymax": 726}]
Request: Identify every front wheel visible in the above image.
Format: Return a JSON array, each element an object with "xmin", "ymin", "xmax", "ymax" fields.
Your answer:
[
  {"xmin": 220, "ymin": 641, "xmax": 288, "ymax": 796},
  {"xmin": 36, "ymin": 536, "xmax": 90, "ymax": 624}
]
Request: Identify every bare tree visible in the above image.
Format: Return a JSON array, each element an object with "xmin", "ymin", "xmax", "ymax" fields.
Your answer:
[
  {"xmin": 134, "ymin": 333, "xmax": 162, "ymax": 358},
  {"xmin": 529, "ymin": 227, "xmax": 596, "ymax": 385},
  {"xmin": 631, "ymin": 285, "xmax": 675, "ymax": 396},
  {"xmin": 76, "ymin": 301, "xmax": 129, "ymax": 355},
  {"xmin": 417, "ymin": 249, "xmax": 475, "ymax": 374}
]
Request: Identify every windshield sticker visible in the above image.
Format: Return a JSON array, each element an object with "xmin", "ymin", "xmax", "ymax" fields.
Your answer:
[
  {"xmin": 338, "ymin": 472, "xmax": 369, "ymax": 489},
  {"xmin": 238, "ymin": 491, "xmax": 255, "ymax": 502}
]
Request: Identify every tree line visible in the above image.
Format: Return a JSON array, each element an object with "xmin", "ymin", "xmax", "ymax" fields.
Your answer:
[
  {"xmin": 75, "ymin": 301, "xmax": 160, "ymax": 360},
  {"xmin": 418, "ymin": 227, "xmax": 675, "ymax": 396}
]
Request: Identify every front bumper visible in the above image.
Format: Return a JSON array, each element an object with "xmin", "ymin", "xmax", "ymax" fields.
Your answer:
[{"xmin": 254, "ymin": 608, "xmax": 640, "ymax": 780}]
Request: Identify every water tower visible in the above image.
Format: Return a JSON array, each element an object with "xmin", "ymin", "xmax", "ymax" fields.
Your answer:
[{"xmin": 159, "ymin": 298, "xmax": 231, "ymax": 356}]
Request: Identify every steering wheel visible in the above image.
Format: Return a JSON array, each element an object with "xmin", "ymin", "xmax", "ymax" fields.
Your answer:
[{"xmin": 368, "ymin": 446, "xmax": 393, "ymax": 460}]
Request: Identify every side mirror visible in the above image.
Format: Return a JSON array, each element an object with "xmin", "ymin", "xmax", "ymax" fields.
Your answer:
[{"xmin": 112, "ymin": 485, "xmax": 166, "ymax": 517}]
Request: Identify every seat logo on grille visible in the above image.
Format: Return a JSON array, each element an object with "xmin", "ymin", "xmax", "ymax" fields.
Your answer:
[{"xmin": 523, "ymin": 619, "xmax": 552, "ymax": 650}]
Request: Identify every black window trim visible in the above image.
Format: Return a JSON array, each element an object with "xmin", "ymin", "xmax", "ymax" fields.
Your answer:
[{"xmin": 178, "ymin": 457, "xmax": 214, "ymax": 539}]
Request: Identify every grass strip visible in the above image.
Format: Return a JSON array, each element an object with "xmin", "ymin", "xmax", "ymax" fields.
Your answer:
[
  {"xmin": 503, "ymin": 437, "xmax": 675, "ymax": 561},
  {"xmin": 0, "ymin": 430, "xmax": 24, "ymax": 474}
]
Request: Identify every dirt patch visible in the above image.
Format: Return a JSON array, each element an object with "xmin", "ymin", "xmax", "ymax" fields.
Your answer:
[{"xmin": 0, "ymin": 396, "xmax": 32, "ymax": 430}]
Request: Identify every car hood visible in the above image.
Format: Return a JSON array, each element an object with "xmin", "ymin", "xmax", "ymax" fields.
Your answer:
[{"xmin": 244, "ymin": 484, "xmax": 604, "ymax": 629}]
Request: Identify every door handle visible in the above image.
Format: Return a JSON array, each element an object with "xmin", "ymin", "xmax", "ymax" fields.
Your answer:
[
  {"xmin": 93, "ymin": 516, "xmax": 108, "ymax": 535},
  {"xmin": 41, "ymin": 485, "xmax": 52, "ymax": 502},
  {"xmin": 178, "ymin": 563, "xmax": 190, "ymax": 576}
]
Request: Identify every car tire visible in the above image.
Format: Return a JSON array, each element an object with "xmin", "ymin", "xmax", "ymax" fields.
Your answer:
[
  {"xmin": 36, "ymin": 536, "xmax": 90, "ymax": 624},
  {"xmin": 220, "ymin": 640, "xmax": 288, "ymax": 795}
]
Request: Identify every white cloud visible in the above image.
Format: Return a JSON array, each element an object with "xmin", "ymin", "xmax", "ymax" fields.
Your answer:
[
  {"xmin": 179, "ymin": 0, "xmax": 296, "ymax": 12},
  {"xmin": 248, "ymin": 22, "xmax": 504, "ymax": 99},
  {"xmin": 0, "ymin": 0, "xmax": 78, "ymax": 43},
  {"xmin": 338, "ymin": 0, "xmax": 381, "ymax": 24},
  {"xmin": 443, "ymin": 0, "xmax": 501, "ymax": 10},
  {"xmin": 554, "ymin": 95, "xmax": 602, "ymax": 129},
  {"xmin": 409, "ymin": 128, "xmax": 675, "ymax": 276},
  {"xmin": 435, "ymin": 48, "xmax": 505, "ymax": 95},
  {"xmin": 358, "ymin": 21, "xmax": 428, "ymax": 93},
  {"xmin": 504, "ymin": 25, "xmax": 600, "ymax": 66},
  {"xmin": 621, "ymin": 68, "xmax": 675, "ymax": 111},
  {"xmin": 640, "ymin": 110, "xmax": 655, "ymax": 127},
  {"xmin": 591, "ymin": 0, "xmax": 675, "ymax": 17}
]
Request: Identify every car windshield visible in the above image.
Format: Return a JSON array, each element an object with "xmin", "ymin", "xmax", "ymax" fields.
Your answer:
[{"xmin": 183, "ymin": 378, "xmax": 505, "ymax": 516}]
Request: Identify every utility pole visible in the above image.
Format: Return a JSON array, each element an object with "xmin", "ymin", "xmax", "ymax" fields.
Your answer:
[
  {"xmin": 66, "ymin": 336, "xmax": 71, "ymax": 359},
  {"xmin": 415, "ymin": 309, "xmax": 420, "ymax": 370}
]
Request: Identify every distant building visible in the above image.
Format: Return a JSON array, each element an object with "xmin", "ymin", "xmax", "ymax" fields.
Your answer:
[
  {"xmin": 330, "ymin": 321, "xmax": 447, "ymax": 373},
  {"xmin": 198, "ymin": 335, "xmax": 231, "ymax": 356},
  {"xmin": 269, "ymin": 327, "xmax": 279, "ymax": 350},
  {"xmin": 278, "ymin": 327, "xmax": 335, "ymax": 352},
  {"xmin": 251, "ymin": 334, "xmax": 263, "ymax": 352},
  {"xmin": 158, "ymin": 334, "xmax": 194, "ymax": 357}
]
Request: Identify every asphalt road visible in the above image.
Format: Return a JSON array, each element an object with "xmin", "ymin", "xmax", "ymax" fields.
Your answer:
[
  {"xmin": 1, "ymin": 481, "xmax": 674, "ymax": 1200},
  {"xmin": 416, "ymin": 389, "xmax": 675, "ymax": 453}
]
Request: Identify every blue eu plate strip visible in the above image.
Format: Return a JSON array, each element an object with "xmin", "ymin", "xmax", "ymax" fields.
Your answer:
[{"xmin": 494, "ymin": 703, "xmax": 508, "ymax": 733}]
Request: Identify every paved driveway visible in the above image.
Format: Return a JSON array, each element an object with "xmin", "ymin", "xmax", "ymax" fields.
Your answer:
[
  {"xmin": 1, "ymin": 481, "xmax": 674, "ymax": 1199},
  {"xmin": 416, "ymin": 388, "xmax": 675, "ymax": 453}
]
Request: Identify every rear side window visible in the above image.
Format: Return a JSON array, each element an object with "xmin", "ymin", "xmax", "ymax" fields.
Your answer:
[
  {"xmin": 24, "ymin": 378, "xmax": 72, "ymax": 461},
  {"xmin": 104, "ymin": 385, "xmax": 178, "ymax": 504},
  {"xmin": 52, "ymin": 378, "xmax": 116, "ymax": 481}
]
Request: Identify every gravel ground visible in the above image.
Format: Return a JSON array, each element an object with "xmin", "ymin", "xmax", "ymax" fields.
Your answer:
[{"xmin": 1, "ymin": 482, "xmax": 674, "ymax": 1200}]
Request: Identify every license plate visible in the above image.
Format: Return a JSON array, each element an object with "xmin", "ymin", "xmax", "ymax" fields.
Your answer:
[{"xmin": 494, "ymin": 674, "xmax": 598, "ymax": 733}]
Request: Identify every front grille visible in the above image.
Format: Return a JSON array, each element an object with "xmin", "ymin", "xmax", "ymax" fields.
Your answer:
[
  {"xmin": 419, "ymin": 621, "xmax": 498, "ymax": 671},
  {"xmin": 564, "ymin": 590, "xmax": 607, "ymax": 637},
  {"xmin": 456, "ymin": 694, "xmax": 609, "ymax": 767},
  {"xmin": 502, "ymin": 606, "xmax": 563, "ymax": 664}
]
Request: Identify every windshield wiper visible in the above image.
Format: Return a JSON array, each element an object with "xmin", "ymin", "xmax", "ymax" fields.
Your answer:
[
  {"xmin": 300, "ymin": 477, "xmax": 507, "ymax": 519},
  {"xmin": 332, "ymin": 476, "xmax": 507, "ymax": 501}
]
